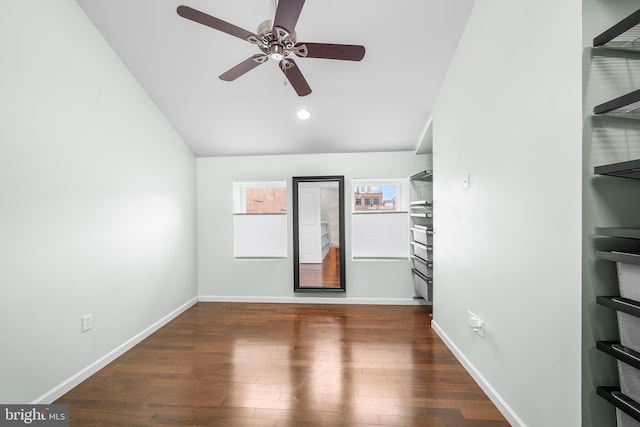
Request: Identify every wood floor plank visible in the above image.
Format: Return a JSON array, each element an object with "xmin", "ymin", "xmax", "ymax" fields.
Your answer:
[{"xmin": 55, "ymin": 303, "xmax": 509, "ymax": 426}]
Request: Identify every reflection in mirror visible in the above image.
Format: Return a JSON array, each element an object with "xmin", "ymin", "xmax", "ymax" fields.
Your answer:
[{"xmin": 293, "ymin": 176, "xmax": 346, "ymax": 292}]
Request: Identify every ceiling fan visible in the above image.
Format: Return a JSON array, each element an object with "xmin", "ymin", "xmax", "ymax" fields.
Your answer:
[{"xmin": 177, "ymin": 0, "xmax": 365, "ymax": 96}]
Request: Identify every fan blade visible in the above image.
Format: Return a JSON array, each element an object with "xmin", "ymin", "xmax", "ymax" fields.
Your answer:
[
  {"xmin": 298, "ymin": 43, "xmax": 365, "ymax": 61},
  {"xmin": 280, "ymin": 59, "xmax": 311, "ymax": 96},
  {"xmin": 177, "ymin": 5, "xmax": 256, "ymax": 42},
  {"xmin": 219, "ymin": 56, "xmax": 266, "ymax": 81},
  {"xmin": 273, "ymin": 0, "xmax": 305, "ymax": 34}
]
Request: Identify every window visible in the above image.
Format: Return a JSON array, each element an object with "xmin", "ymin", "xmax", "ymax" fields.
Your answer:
[
  {"xmin": 233, "ymin": 181, "xmax": 287, "ymax": 259},
  {"xmin": 233, "ymin": 182, "xmax": 287, "ymax": 214},
  {"xmin": 351, "ymin": 178, "xmax": 409, "ymax": 259},
  {"xmin": 352, "ymin": 183, "xmax": 403, "ymax": 211}
]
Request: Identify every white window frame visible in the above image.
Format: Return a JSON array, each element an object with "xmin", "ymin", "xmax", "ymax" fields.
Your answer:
[
  {"xmin": 232, "ymin": 181, "xmax": 287, "ymax": 260},
  {"xmin": 351, "ymin": 178, "xmax": 410, "ymax": 260}
]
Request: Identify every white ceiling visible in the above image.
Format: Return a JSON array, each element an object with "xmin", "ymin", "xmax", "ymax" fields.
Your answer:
[{"xmin": 75, "ymin": 0, "xmax": 475, "ymax": 157}]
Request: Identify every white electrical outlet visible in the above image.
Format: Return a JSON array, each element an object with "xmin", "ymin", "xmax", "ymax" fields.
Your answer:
[
  {"xmin": 467, "ymin": 310, "xmax": 484, "ymax": 338},
  {"xmin": 81, "ymin": 314, "xmax": 92, "ymax": 333}
]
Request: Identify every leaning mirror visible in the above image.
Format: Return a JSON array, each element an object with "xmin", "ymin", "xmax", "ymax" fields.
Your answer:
[{"xmin": 293, "ymin": 176, "xmax": 346, "ymax": 292}]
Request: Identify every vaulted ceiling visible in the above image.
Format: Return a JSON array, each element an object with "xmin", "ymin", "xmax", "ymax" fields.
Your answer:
[{"xmin": 76, "ymin": 0, "xmax": 475, "ymax": 157}]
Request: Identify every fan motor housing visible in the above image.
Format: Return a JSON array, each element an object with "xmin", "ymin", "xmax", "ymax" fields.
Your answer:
[{"xmin": 256, "ymin": 20, "xmax": 273, "ymax": 37}]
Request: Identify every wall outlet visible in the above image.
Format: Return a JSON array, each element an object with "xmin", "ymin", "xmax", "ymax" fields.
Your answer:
[
  {"xmin": 81, "ymin": 314, "xmax": 92, "ymax": 333},
  {"xmin": 467, "ymin": 310, "xmax": 484, "ymax": 338}
]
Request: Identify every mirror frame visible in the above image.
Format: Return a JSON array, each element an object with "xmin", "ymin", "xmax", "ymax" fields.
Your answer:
[{"xmin": 292, "ymin": 175, "xmax": 346, "ymax": 292}]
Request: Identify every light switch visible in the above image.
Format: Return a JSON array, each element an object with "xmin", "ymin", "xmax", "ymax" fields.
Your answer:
[{"xmin": 463, "ymin": 173, "xmax": 470, "ymax": 190}]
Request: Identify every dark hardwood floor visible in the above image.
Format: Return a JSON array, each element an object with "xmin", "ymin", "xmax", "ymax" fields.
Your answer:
[
  {"xmin": 299, "ymin": 247, "xmax": 341, "ymax": 288},
  {"xmin": 56, "ymin": 303, "xmax": 509, "ymax": 426}
]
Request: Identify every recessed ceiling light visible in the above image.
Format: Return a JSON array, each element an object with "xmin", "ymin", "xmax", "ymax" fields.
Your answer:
[{"xmin": 297, "ymin": 108, "xmax": 311, "ymax": 120}]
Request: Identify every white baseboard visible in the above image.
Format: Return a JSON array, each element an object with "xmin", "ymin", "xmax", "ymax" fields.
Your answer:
[
  {"xmin": 431, "ymin": 320, "xmax": 526, "ymax": 427},
  {"xmin": 32, "ymin": 296, "xmax": 199, "ymax": 404},
  {"xmin": 199, "ymin": 295, "xmax": 430, "ymax": 305}
]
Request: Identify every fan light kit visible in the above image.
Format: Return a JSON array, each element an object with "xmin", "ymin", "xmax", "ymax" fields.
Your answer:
[{"xmin": 177, "ymin": 0, "xmax": 365, "ymax": 96}]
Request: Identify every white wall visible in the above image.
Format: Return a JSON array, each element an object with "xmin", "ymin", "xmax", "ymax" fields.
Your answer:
[
  {"xmin": 321, "ymin": 187, "xmax": 340, "ymax": 247},
  {"xmin": 432, "ymin": 1, "xmax": 582, "ymax": 426},
  {"xmin": 582, "ymin": 2, "xmax": 640, "ymax": 426},
  {"xmin": 197, "ymin": 152, "xmax": 429, "ymax": 301},
  {"xmin": 0, "ymin": 0, "xmax": 197, "ymax": 403}
]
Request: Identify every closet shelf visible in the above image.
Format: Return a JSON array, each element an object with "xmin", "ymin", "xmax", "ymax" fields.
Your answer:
[
  {"xmin": 597, "ymin": 296, "xmax": 640, "ymax": 318},
  {"xmin": 596, "ymin": 227, "xmax": 640, "ymax": 239},
  {"xmin": 597, "ymin": 386, "xmax": 640, "ymax": 423},
  {"xmin": 596, "ymin": 250, "xmax": 640, "ymax": 266},
  {"xmin": 412, "ymin": 268, "xmax": 433, "ymax": 302},
  {"xmin": 592, "ymin": 8, "xmax": 640, "ymax": 114},
  {"xmin": 410, "ymin": 212, "xmax": 433, "ymax": 219},
  {"xmin": 594, "ymin": 159, "xmax": 640, "ymax": 179},
  {"xmin": 593, "ymin": 89, "xmax": 640, "ymax": 118},
  {"xmin": 409, "ymin": 170, "xmax": 433, "ymax": 182},
  {"xmin": 592, "ymin": 9, "xmax": 640, "ymax": 427},
  {"xmin": 410, "ymin": 206, "xmax": 432, "ymax": 213},
  {"xmin": 593, "ymin": 8, "xmax": 640, "ymax": 51},
  {"xmin": 598, "ymin": 341, "xmax": 640, "ymax": 370},
  {"xmin": 409, "ymin": 169, "xmax": 433, "ymax": 304}
]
